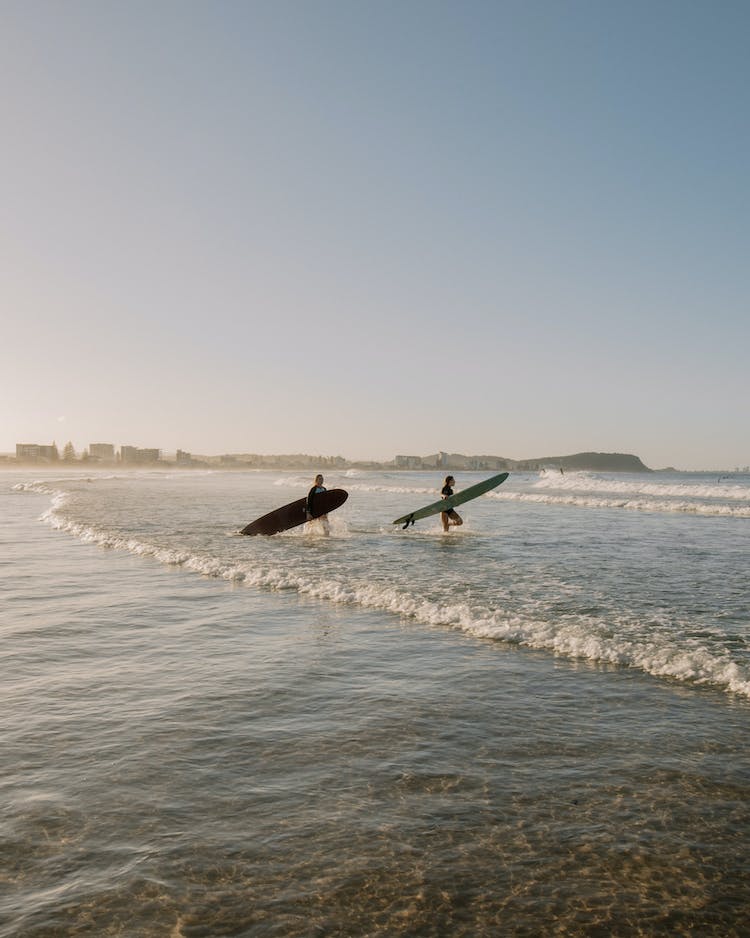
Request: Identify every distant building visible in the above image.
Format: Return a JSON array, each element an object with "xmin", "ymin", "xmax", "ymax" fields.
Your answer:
[
  {"xmin": 16, "ymin": 443, "xmax": 59, "ymax": 461},
  {"xmin": 432, "ymin": 452, "xmax": 470, "ymax": 470},
  {"xmin": 176, "ymin": 449, "xmax": 193, "ymax": 466},
  {"xmin": 395, "ymin": 455, "xmax": 423, "ymax": 469},
  {"xmin": 468, "ymin": 456, "xmax": 510, "ymax": 471},
  {"xmin": 120, "ymin": 446, "xmax": 161, "ymax": 464},
  {"xmin": 89, "ymin": 443, "xmax": 115, "ymax": 461}
]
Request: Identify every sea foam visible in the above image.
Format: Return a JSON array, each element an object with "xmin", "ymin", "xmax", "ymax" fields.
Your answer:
[{"xmin": 26, "ymin": 479, "xmax": 750, "ymax": 701}]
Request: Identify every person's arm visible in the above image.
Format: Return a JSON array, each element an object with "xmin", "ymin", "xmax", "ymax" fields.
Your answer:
[{"xmin": 306, "ymin": 486, "xmax": 317, "ymax": 517}]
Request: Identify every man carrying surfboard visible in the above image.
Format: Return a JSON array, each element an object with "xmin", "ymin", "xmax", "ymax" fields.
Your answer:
[
  {"xmin": 441, "ymin": 476, "xmax": 464, "ymax": 532},
  {"xmin": 306, "ymin": 473, "xmax": 330, "ymax": 535}
]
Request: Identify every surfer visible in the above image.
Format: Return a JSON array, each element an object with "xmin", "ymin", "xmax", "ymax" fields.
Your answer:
[
  {"xmin": 441, "ymin": 475, "xmax": 463, "ymax": 532},
  {"xmin": 306, "ymin": 473, "xmax": 330, "ymax": 535}
]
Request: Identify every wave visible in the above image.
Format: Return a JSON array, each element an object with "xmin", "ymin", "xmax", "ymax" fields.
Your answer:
[
  {"xmin": 27, "ymin": 484, "xmax": 750, "ymax": 701},
  {"xmin": 13, "ymin": 480, "xmax": 62, "ymax": 495},
  {"xmin": 12, "ymin": 478, "xmax": 102, "ymax": 494},
  {"xmin": 534, "ymin": 472, "xmax": 750, "ymax": 501},
  {"xmin": 270, "ymin": 475, "xmax": 750, "ymax": 517},
  {"xmin": 273, "ymin": 476, "xmax": 437, "ymax": 496},
  {"xmin": 488, "ymin": 490, "xmax": 750, "ymax": 518},
  {"xmin": 11, "ymin": 475, "xmax": 132, "ymax": 494}
]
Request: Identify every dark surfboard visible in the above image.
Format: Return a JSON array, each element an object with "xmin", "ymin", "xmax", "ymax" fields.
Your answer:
[{"xmin": 241, "ymin": 488, "xmax": 348, "ymax": 536}]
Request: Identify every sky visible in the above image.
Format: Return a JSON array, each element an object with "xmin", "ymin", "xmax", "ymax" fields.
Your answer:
[{"xmin": 2, "ymin": 0, "xmax": 748, "ymax": 469}]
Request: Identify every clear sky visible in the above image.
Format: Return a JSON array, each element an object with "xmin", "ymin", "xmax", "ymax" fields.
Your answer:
[{"xmin": 2, "ymin": 1, "xmax": 748, "ymax": 469}]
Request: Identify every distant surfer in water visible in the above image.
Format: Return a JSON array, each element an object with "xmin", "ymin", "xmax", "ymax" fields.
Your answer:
[
  {"xmin": 441, "ymin": 475, "xmax": 463, "ymax": 532},
  {"xmin": 306, "ymin": 473, "xmax": 330, "ymax": 535}
]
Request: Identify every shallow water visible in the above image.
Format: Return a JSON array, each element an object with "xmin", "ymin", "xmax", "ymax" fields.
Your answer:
[{"xmin": 2, "ymin": 470, "xmax": 749, "ymax": 935}]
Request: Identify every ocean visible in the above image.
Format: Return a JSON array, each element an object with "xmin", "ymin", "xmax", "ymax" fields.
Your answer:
[{"xmin": 2, "ymin": 468, "xmax": 749, "ymax": 936}]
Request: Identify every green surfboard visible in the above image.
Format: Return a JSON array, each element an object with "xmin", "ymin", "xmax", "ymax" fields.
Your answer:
[{"xmin": 393, "ymin": 472, "xmax": 509, "ymax": 529}]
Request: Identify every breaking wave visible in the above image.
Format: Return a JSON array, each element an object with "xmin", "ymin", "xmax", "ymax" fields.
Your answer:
[
  {"xmin": 488, "ymin": 489, "xmax": 750, "ymax": 518},
  {"xmin": 21, "ymin": 479, "xmax": 750, "ymax": 701},
  {"xmin": 270, "ymin": 473, "xmax": 750, "ymax": 517}
]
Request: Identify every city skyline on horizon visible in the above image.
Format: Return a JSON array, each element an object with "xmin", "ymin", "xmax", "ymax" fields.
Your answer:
[
  {"xmin": 3, "ymin": 3, "xmax": 748, "ymax": 472},
  {"xmin": 5, "ymin": 437, "xmax": 749, "ymax": 473}
]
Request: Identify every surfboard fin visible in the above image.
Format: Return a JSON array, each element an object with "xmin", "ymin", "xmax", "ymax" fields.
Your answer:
[{"xmin": 402, "ymin": 515, "xmax": 415, "ymax": 530}]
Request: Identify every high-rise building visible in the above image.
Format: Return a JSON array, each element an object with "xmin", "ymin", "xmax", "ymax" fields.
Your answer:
[
  {"xmin": 120, "ymin": 446, "xmax": 161, "ymax": 464},
  {"xmin": 395, "ymin": 455, "xmax": 423, "ymax": 468},
  {"xmin": 89, "ymin": 443, "xmax": 115, "ymax": 461},
  {"xmin": 16, "ymin": 443, "xmax": 59, "ymax": 461}
]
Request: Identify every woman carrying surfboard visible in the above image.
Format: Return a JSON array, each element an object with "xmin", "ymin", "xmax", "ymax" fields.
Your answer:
[
  {"xmin": 306, "ymin": 474, "xmax": 330, "ymax": 535},
  {"xmin": 392, "ymin": 472, "xmax": 508, "ymax": 530},
  {"xmin": 441, "ymin": 476, "xmax": 464, "ymax": 532}
]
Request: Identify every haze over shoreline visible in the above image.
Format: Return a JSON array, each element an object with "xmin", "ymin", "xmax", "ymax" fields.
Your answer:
[{"xmin": 3, "ymin": 447, "xmax": 747, "ymax": 474}]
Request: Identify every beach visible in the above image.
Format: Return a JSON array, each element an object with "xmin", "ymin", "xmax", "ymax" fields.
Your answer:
[{"xmin": 2, "ymin": 469, "xmax": 749, "ymax": 936}]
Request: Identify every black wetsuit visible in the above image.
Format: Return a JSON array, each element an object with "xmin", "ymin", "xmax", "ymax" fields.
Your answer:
[
  {"xmin": 441, "ymin": 484, "xmax": 458, "ymax": 517},
  {"xmin": 306, "ymin": 485, "xmax": 326, "ymax": 517}
]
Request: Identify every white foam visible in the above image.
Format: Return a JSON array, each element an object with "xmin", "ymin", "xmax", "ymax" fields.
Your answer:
[
  {"xmin": 272, "ymin": 476, "xmax": 436, "ymax": 496},
  {"xmin": 21, "ymin": 480, "xmax": 750, "ymax": 700},
  {"xmin": 487, "ymin": 490, "xmax": 750, "ymax": 518},
  {"xmin": 13, "ymin": 480, "xmax": 61, "ymax": 495},
  {"xmin": 347, "ymin": 483, "xmax": 435, "ymax": 495},
  {"xmin": 273, "ymin": 476, "xmax": 308, "ymax": 487},
  {"xmin": 533, "ymin": 471, "xmax": 750, "ymax": 501},
  {"xmin": 272, "ymin": 475, "xmax": 750, "ymax": 516}
]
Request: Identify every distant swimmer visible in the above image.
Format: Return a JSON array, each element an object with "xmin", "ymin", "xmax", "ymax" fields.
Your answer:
[
  {"xmin": 306, "ymin": 473, "xmax": 330, "ymax": 535},
  {"xmin": 441, "ymin": 475, "xmax": 464, "ymax": 532}
]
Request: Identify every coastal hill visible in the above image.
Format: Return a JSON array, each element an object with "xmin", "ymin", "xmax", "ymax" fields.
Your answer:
[
  {"xmin": 403, "ymin": 452, "xmax": 653, "ymax": 473},
  {"xmin": 511, "ymin": 452, "xmax": 652, "ymax": 473}
]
